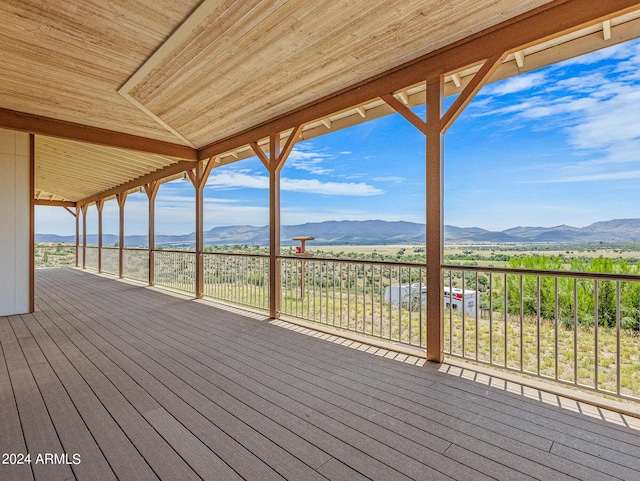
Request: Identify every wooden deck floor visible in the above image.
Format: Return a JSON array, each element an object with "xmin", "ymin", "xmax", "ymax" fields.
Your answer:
[{"xmin": 1, "ymin": 269, "xmax": 640, "ymax": 481}]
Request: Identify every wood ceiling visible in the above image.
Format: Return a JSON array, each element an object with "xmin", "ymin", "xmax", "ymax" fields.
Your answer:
[{"xmin": 1, "ymin": 0, "xmax": 639, "ymax": 203}]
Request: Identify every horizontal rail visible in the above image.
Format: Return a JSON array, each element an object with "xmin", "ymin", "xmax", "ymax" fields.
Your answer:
[
  {"xmin": 280, "ymin": 254, "xmax": 424, "ymax": 269},
  {"xmin": 443, "ymin": 263, "xmax": 640, "ymax": 282}
]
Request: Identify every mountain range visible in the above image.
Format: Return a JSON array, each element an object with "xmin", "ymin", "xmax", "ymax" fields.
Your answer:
[{"xmin": 35, "ymin": 218, "xmax": 640, "ymax": 246}]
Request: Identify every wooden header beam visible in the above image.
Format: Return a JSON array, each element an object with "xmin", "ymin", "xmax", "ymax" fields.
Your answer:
[
  {"xmin": 198, "ymin": 0, "xmax": 640, "ymax": 160},
  {"xmin": 34, "ymin": 199, "xmax": 76, "ymax": 208},
  {"xmin": 78, "ymin": 160, "xmax": 192, "ymax": 205},
  {"xmin": 0, "ymin": 108, "xmax": 198, "ymax": 161}
]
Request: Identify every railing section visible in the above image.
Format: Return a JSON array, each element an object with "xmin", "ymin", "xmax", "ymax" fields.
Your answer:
[
  {"xmin": 100, "ymin": 247, "xmax": 119, "ymax": 275},
  {"xmin": 34, "ymin": 244, "xmax": 76, "ymax": 268},
  {"xmin": 443, "ymin": 265, "xmax": 640, "ymax": 400},
  {"xmin": 85, "ymin": 245, "xmax": 99, "ymax": 270},
  {"xmin": 280, "ymin": 256, "xmax": 426, "ymax": 348},
  {"xmin": 202, "ymin": 252, "xmax": 269, "ymax": 310},
  {"xmin": 153, "ymin": 250, "xmax": 196, "ymax": 295},
  {"xmin": 122, "ymin": 248, "xmax": 149, "ymax": 283}
]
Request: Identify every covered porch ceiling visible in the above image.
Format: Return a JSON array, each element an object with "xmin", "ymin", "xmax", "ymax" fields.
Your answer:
[{"xmin": 1, "ymin": 0, "xmax": 640, "ymax": 204}]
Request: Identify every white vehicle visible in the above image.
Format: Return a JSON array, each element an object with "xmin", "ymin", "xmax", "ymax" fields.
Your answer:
[{"xmin": 384, "ymin": 283, "xmax": 477, "ymax": 316}]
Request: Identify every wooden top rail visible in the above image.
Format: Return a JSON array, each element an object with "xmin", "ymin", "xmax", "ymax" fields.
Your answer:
[{"xmin": 443, "ymin": 263, "xmax": 640, "ymax": 282}]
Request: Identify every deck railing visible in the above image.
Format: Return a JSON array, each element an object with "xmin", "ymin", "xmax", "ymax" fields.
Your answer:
[
  {"xmin": 76, "ymin": 247, "xmax": 640, "ymax": 399},
  {"xmin": 202, "ymin": 252, "xmax": 269, "ymax": 310},
  {"xmin": 122, "ymin": 247, "xmax": 149, "ymax": 283},
  {"xmin": 153, "ymin": 249, "xmax": 196, "ymax": 294},
  {"xmin": 280, "ymin": 256, "xmax": 427, "ymax": 348},
  {"xmin": 100, "ymin": 246, "xmax": 119, "ymax": 275},
  {"xmin": 443, "ymin": 265, "xmax": 640, "ymax": 400},
  {"xmin": 85, "ymin": 245, "xmax": 99, "ymax": 270}
]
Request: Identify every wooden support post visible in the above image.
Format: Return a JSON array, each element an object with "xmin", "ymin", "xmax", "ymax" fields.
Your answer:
[
  {"xmin": 187, "ymin": 158, "xmax": 215, "ymax": 299},
  {"xmin": 269, "ymin": 133, "xmax": 282, "ymax": 319},
  {"xmin": 29, "ymin": 134, "xmax": 34, "ymax": 313},
  {"xmin": 251, "ymin": 126, "xmax": 303, "ymax": 319},
  {"xmin": 75, "ymin": 206, "xmax": 79, "ymax": 267},
  {"xmin": 81, "ymin": 204, "xmax": 88, "ymax": 269},
  {"xmin": 117, "ymin": 192, "xmax": 127, "ymax": 279},
  {"xmin": 426, "ymin": 79, "xmax": 444, "ymax": 362},
  {"xmin": 96, "ymin": 199, "xmax": 104, "ymax": 273},
  {"xmin": 144, "ymin": 181, "xmax": 159, "ymax": 286}
]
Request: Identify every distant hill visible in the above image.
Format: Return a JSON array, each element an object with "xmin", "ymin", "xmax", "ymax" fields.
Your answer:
[{"xmin": 35, "ymin": 218, "xmax": 640, "ymax": 246}]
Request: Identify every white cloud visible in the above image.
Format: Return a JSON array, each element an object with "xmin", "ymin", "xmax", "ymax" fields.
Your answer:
[
  {"xmin": 286, "ymin": 147, "xmax": 333, "ymax": 174},
  {"xmin": 526, "ymin": 169, "xmax": 640, "ymax": 184},
  {"xmin": 371, "ymin": 176, "xmax": 405, "ymax": 183},
  {"xmin": 560, "ymin": 42, "xmax": 633, "ymax": 66},
  {"xmin": 281, "ymin": 178, "xmax": 383, "ymax": 195},
  {"xmin": 481, "ymin": 71, "xmax": 546, "ymax": 96},
  {"xmin": 206, "ymin": 169, "xmax": 382, "ymax": 196}
]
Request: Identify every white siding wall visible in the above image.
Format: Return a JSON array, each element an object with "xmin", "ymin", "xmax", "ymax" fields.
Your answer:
[{"xmin": 0, "ymin": 128, "xmax": 30, "ymax": 316}]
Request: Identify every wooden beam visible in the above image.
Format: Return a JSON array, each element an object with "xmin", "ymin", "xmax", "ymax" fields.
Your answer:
[
  {"xmin": 63, "ymin": 206, "xmax": 76, "ymax": 217},
  {"xmin": 250, "ymin": 141, "xmax": 270, "ymax": 170},
  {"xmin": 426, "ymin": 79, "xmax": 444, "ymax": 363},
  {"xmin": 34, "ymin": 199, "xmax": 76, "ymax": 207},
  {"xmin": 268, "ymin": 133, "xmax": 281, "ymax": 319},
  {"xmin": 276, "ymin": 125, "xmax": 304, "ymax": 171},
  {"xmin": 603, "ymin": 19, "xmax": 612, "ymax": 40},
  {"xmin": 441, "ymin": 53, "xmax": 506, "ymax": 134},
  {"xmin": 197, "ymin": 0, "xmax": 639, "ymax": 160},
  {"xmin": 451, "ymin": 73, "xmax": 462, "ymax": 88},
  {"xmin": 96, "ymin": 199, "xmax": 104, "ymax": 273},
  {"xmin": 78, "ymin": 160, "xmax": 192, "ymax": 206},
  {"xmin": 187, "ymin": 159, "xmax": 215, "ymax": 297},
  {"xmin": 81, "ymin": 204, "xmax": 88, "ymax": 270},
  {"xmin": 191, "ymin": 161, "xmax": 208, "ymax": 299},
  {"xmin": 29, "ymin": 134, "xmax": 35, "ymax": 313},
  {"xmin": 75, "ymin": 205, "xmax": 79, "ymax": 267},
  {"xmin": 145, "ymin": 181, "xmax": 159, "ymax": 286},
  {"xmin": 0, "ymin": 108, "xmax": 198, "ymax": 160},
  {"xmin": 117, "ymin": 192, "xmax": 127, "ymax": 279},
  {"xmin": 381, "ymin": 93, "xmax": 426, "ymax": 135}
]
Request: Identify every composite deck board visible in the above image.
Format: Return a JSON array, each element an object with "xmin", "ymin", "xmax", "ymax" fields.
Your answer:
[
  {"xmin": 106, "ymin": 289, "xmax": 625, "ymax": 481},
  {"xmin": 36, "ymin": 273, "xmax": 424, "ymax": 481},
  {"xmin": 0, "ymin": 269, "xmax": 638, "ymax": 481},
  {"xmin": 0, "ymin": 316, "xmax": 35, "ymax": 481},
  {"xmin": 43, "ymin": 276, "xmax": 498, "ymax": 481},
  {"xmin": 36, "ymin": 277, "xmax": 328, "ymax": 481},
  {"xmin": 42, "ymin": 268, "xmax": 640, "ymax": 478},
  {"xmin": 9, "ymin": 314, "xmax": 117, "ymax": 481},
  {"xmin": 20, "ymin": 309, "xmax": 163, "ymax": 481},
  {"xmin": 130, "ymin": 299, "xmax": 620, "ymax": 481},
  {"xmin": 0, "ymin": 316, "xmax": 73, "ymax": 481}
]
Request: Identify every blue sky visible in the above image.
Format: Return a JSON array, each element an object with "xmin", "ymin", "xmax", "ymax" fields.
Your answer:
[{"xmin": 37, "ymin": 38, "xmax": 640, "ymax": 236}]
